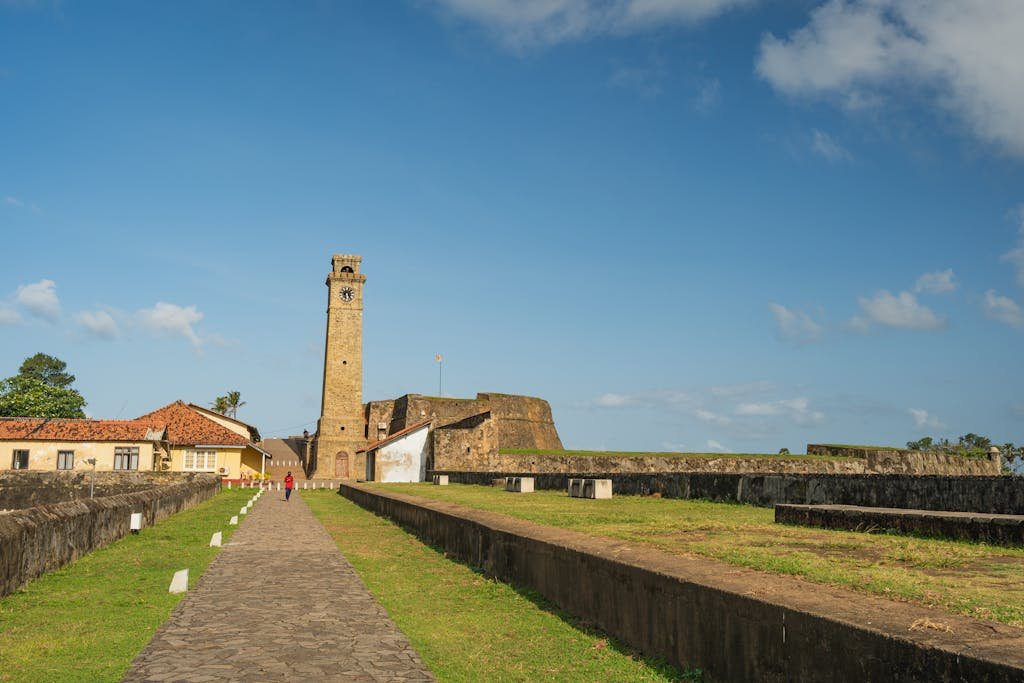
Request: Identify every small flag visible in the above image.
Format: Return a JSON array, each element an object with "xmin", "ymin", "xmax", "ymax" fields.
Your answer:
[{"xmin": 435, "ymin": 354, "xmax": 442, "ymax": 363}]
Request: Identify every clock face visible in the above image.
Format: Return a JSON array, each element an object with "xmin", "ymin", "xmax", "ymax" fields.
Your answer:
[{"xmin": 340, "ymin": 287, "xmax": 354, "ymax": 302}]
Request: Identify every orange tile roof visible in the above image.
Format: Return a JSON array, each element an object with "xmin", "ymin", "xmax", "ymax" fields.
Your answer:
[
  {"xmin": 0, "ymin": 418, "xmax": 164, "ymax": 442},
  {"xmin": 137, "ymin": 400, "xmax": 250, "ymax": 447}
]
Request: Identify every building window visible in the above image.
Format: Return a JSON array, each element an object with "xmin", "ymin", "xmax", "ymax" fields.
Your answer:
[
  {"xmin": 57, "ymin": 450, "xmax": 74, "ymax": 470},
  {"xmin": 114, "ymin": 447, "xmax": 140, "ymax": 471},
  {"xmin": 340, "ymin": 266, "xmax": 353, "ymax": 273},
  {"xmin": 183, "ymin": 450, "xmax": 217, "ymax": 471},
  {"xmin": 12, "ymin": 450, "xmax": 28, "ymax": 470}
]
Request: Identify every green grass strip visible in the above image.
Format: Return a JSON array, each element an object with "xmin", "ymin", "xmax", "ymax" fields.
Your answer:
[
  {"xmin": 0, "ymin": 487, "xmax": 252, "ymax": 683},
  {"xmin": 304, "ymin": 490, "xmax": 698, "ymax": 682}
]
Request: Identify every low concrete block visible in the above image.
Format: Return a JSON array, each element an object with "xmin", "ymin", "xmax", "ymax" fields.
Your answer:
[
  {"xmin": 129, "ymin": 512, "xmax": 143, "ymax": 533},
  {"xmin": 583, "ymin": 479, "xmax": 613, "ymax": 500},
  {"xmin": 168, "ymin": 569, "xmax": 188, "ymax": 594},
  {"xmin": 568, "ymin": 478, "xmax": 584, "ymax": 497},
  {"xmin": 229, "ymin": 515, "xmax": 238, "ymax": 525},
  {"xmin": 433, "ymin": 475, "xmax": 449, "ymax": 486},
  {"xmin": 209, "ymin": 531, "xmax": 222, "ymax": 547},
  {"xmin": 505, "ymin": 477, "xmax": 534, "ymax": 493}
]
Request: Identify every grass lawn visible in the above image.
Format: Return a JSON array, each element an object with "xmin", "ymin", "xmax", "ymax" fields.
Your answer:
[
  {"xmin": 0, "ymin": 487, "xmax": 252, "ymax": 683},
  {"xmin": 373, "ymin": 484, "xmax": 1024, "ymax": 629},
  {"xmin": 500, "ymin": 448, "xmax": 851, "ymax": 461},
  {"xmin": 303, "ymin": 490, "xmax": 697, "ymax": 682}
]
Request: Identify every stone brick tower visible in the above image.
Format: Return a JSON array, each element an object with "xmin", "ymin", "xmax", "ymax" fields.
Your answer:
[{"xmin": 314, "ymin": 254, "xmax": 366, "ymax": 478}]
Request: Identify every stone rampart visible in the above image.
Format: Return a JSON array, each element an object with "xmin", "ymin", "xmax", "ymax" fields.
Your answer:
[
  {"xmin": 434, "ymin": 471, "xmax": 1024, "ymax": 514},
  {"xmin": 0, "ymin": 474, "xmax": 220, "ymax": 597},
  {"xmin": 808, "ymin": 444, "xmax": 1001, "ymax": 475},
  {"xmin": 339, "ymin": 483, "xmax": 1024, "ymax": 682},
  {"xmin": 0, "ymin": 471, "xmax": 215, "ymax": 509},
  {"xmin": 438, "ymin": 450, "xmax": 999, "ymax": 476}
]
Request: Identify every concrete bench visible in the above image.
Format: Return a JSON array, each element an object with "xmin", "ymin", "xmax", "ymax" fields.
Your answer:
[
  {"xmin": 504, "ymin": 477, "xmax": 534, "ymax": 493},
  {"xmin": 432, "ymin": 474, "xmax": 449, "ymax": 486},
  {"xmin": 568, "ymin": 478, "xmax": 612, "ymax": 499}
]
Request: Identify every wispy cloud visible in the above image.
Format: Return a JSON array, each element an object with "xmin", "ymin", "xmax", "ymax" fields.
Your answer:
[
  {"xmin": 692, "ymin": 78, "xmax": 720, "ymax": 112},
  {"xmin": 608, "ymin": 59, "xmax": 665, "ymax": 96},
  {"xmin": 756, "ymin": 1, "xmax": 1024, "ymax": 157},
  {"xmin": 983, "ymin": 289, "xmax": 1024, "ymax": 328},
  {"xmin": 910, "ymin": 407, "xmax": 945, "ymax": 430},
  {"xmin": 695, "ymin": 408, "xmax": 732, "ymax": 426},
  {"xmin": 4, "ymin": 195, "xmax": 23, "ymax": 207},
  {"xmin": 810, "ymin": 128, "xmax": 853, "ymax": 163},
  {"xmin": 74, "ymin": 310, "xmax": 120, "ymax": 339},
  {"xmin": 137, "ymin": 302, "xmax": 204, "ymax": 348},
  {"xmin": 429, "ymin": 0, "xmax": 757, "ymax": 50},
  {"xmin": 15, "ymin": 279, "xmax": 60, "ymax": 321},
  {"xmin": 706, "ymin": 439, "xmax": 731, "ymax": 453},
  {"xmin": 849, "ymin": 290, "xmax": 944, "ymax": 331},
  {"xmin": 1002, "ymin": 205, "xmax": 1024, "ymax": 287},
  {"xmin": 0, "ymin": 305, "xmax": 20, "ymax": 325},
  {"xmin": 914, "ymin": 269, "xmax": 958, "ymax": 294},
  {"xmin": 734, "ymin": 397, "xmax": 824, "ymax": 426},
  {"xmin": 768, "ymin": 302, "xmax": 823, "ymax": 344}
]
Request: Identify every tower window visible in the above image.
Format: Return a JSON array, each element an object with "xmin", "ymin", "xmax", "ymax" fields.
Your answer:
[
  {"xmin": 340, "ymin": 266, "xmax": 353, "ymax": 273},
  {"xmin": 340, "ymin": 426, "xmax": 345, "ymax": 431}
]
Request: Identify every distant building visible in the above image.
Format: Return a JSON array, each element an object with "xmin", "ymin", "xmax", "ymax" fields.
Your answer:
[{"xmin": 3, "ymin": 400, "xmax": 270, "ymax": 480}]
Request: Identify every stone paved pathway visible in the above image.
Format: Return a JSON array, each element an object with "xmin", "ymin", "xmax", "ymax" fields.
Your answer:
[{"xmin": 123, "ymin": 490, "xmax": 434, "ymax": 682}]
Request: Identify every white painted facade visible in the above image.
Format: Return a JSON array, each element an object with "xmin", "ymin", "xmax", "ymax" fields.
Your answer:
[{"xmin": 365, "ymin": 425, "xmax": 430, "ymax": 483}]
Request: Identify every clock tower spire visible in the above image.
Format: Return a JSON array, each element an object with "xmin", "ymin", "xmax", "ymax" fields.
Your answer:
[{"xmin": 314, "ymin": 253, "xmax": 366, "ymax": 478}]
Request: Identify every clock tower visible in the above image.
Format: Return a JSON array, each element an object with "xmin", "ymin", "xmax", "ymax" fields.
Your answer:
[{"xmin": 314, "ymin": 253, "xmax": 366, "ymax": 478}]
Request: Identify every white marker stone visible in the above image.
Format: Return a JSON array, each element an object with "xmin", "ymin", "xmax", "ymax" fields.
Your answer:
[
  {"xmin": 130, "ymin": 512, "xmax": 143, "ymax": 533},
  {"xmin": 227, "ymin": 482, "xmax": 232, "ymax": 489},
  {"xmin": 303, "ymin": 482, "xmax": 307, "ymax": 490},
  {"xmin": 169, "ymin": 569, "xmax": 188, "ymax": 594},
  {"xmin": 210, "ymin": 531, "xmax": 222, "ymax": 547},
  {"xmin": 229, "ymin": 515, "xmax": 238, "ymax": 525},
  {"xmin": 240, "ymin": 506, "xmax": 248, "ymax": 515}
]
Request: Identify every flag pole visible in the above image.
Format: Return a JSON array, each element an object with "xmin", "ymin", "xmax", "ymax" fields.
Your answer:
[{"xmin": 435, "ymin": 353, "xmax": 443, "ymax": 396}]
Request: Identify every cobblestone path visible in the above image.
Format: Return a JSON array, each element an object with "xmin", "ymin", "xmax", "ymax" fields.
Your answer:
[{"xmin": 123, "ymin": 490, "xmax": 434, "ymax": 682}]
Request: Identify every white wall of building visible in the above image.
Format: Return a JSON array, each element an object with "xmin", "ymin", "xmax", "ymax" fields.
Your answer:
[{"xmin": 367, "ymin": 426, "xmax": 429, "ymax": 483}]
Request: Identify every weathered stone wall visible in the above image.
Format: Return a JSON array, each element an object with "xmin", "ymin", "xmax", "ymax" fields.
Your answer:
[
  {"xmin": 0, "ymin": 471, "xmax": 214, "ymax": 509},
  {"xmin": 435, "ymin": 471, "xmax": 1024, "ymax": 514},
  {"xmin": 775, "ymin": 504, "xmax": 1024, "ymax": 545},
  {"xmin": 432, "ymin": 412, "xmax": 498, "ymax": 471},
  {"xmin": 0, "ymin": 474, "xmax": 220, "ymax": 596},
  {"xmin": 339, "ymin": 483, "xmax": 1024, "ymax": 682},
  {"xmin": 808, "ymin": 444, "xmax": 1001, "ymax": 475},
  {"xmin": 367, "ymin": 393, "xmax": 563, "ymax": 458},
  {"xmin": 436, "ymin": 451, "xmax": 1000, "ymax": 476}
]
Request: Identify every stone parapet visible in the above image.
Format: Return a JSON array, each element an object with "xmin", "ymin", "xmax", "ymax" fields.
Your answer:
[
  {"xmin": 339, "ymin": 483, "xmax": 1024, "ymax": 682},
  {"xmin": 0, "ymin": 475, "xmax": 220, "ymax": 596},
  {"xmin": 433, "ymin": 471, "xmax": 1024, "ymax": 515},
  {"xmin": 776, "ymin": 504, "xmax": 1024, "ymax": 545},
  {"xmin": 0, "ymin": 471, "xmax": 215, "ymax": 510}
]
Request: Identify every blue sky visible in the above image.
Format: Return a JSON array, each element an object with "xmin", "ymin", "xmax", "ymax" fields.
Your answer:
[{"xmin": 1, "ymin": 0, "xmax": 1022, "ymax": 452}]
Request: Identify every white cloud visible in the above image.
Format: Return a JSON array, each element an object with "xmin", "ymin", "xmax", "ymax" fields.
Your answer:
[
  {"xmin": 1002, "ymin": 206, "xmax": 1024, "ymax": 287},
  {"xmin": 756, "ymin": 0, "xmax": 1024, "ymax": 156},
  {"xmin": 768, "ymin": 303, "xmax": 823, "ymax": 344},
  {"xmin": 982, "ymin": 289, "xmax": 1024, "ymax": 328},
  {"xmin": 594, "ymin": 392, "xmax": 637, "ymax": 408},
  {"xmin": 4, "ymin": 196, "xmax": 23, "ymax": 207},
  {"xmin": 734, "ymin": 397, "xmax": 824, "ymax": 425},
  {"xmin": 15, "ymin": 279, "xmax": 60, "ymax": 321},
  {"xmin": 430, "ymin": 0, "xmax": 756, "ymax": 49},
  {"xmin": 0, "ymin": 305, "xmax": 20, "ymax": 325},
  {"xmin": 910, "ymin": 407, "xmax": 945, "ymax": 430},
  {"xmin": 137, "ymin": 302, "xmax": 204, "ymax": 347},
  {"xmin": 706, "ymin": 439, "xmax": 731, "ymax": 453},
  {"xmin": 852, "ymin": 290, "xmax": 944, "ymax": 330},
  {"xmin": 74, "ymin": 310, "xmax": 120, "ymax": 339},
  {"xmin": 695, "ymin": 408, "xmax": 732, "ymax": 426},
  {"xmin": 810, "ymin": 128, "xmax": 853, "ymax": 163},
  {"xmin": 914, "ymin": 269, "xmax": 958, "ymax": 294}
]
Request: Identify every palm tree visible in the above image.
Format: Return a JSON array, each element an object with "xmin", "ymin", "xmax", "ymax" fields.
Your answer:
[
  {"xmin": 224, "ymin": 391, "xmax": 246, "ymax": 419},
  {"xmin": 211, "ymin": 396, "xmax": 230, "ymax": 415}
]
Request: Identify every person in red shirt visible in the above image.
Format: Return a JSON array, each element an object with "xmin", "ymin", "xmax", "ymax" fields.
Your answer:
[{"xmin": 284, "ymin": 471, "xmax": 294, "ymax": 502}]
